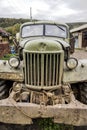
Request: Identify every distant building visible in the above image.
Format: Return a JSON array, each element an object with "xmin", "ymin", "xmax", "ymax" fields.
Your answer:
[
  {"xmin": 70, "ymin": 24, "xmax": 87, "ymax": 49},
  {"xmin": 0, "ymin": 28, "xmax": 10, "ymax": 58}
]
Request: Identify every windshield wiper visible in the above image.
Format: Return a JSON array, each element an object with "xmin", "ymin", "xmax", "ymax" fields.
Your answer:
[{"xmin": 55, "ymin": 24, "xmax": 65, "ymax": 32}]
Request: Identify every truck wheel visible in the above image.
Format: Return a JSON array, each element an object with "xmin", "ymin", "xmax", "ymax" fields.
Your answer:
[
  {"xmin": 80, "ymin": 82, "xmax": 87, "ymax": 104},
  {"xmin": 0, "ymin": 80, "xmax": 8, "ymax": 100}
]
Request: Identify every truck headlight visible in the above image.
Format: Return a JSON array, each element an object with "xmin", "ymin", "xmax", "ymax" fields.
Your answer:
[
  {"xmin": 66, "ymin": 58, "xmax": 78, "ymax": 69},
  {"xmin": 8, "ymin": 57, "xmax": 20, "ymax": 68}
]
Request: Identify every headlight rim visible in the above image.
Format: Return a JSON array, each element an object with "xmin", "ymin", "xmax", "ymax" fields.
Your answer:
[
  {"xmin": 66, "ymin": 57, "xmax": 78, "ymax": 70},
  {"xmin": 8, "ymin": 57, "xmax": 20, "ymax": 68}
]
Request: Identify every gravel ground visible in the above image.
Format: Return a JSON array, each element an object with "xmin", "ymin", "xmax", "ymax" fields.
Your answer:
[
  {"xmin": 71, "ymin": 49, "xmax": 87, "ymax": 59},
  {"xmin": 0, "ymin": 49, "xmax": 87, "ymax": 130}
]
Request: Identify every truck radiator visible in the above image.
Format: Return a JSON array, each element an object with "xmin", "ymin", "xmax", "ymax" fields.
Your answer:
[{"xmin": 24, "ymin": 51, "xmax": 64, "ymax": 86}]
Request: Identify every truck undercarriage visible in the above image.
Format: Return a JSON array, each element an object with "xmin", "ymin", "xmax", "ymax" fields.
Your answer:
[{"xmin": 0, "ymin": 82, "xmax": 87, "ymax": 126}]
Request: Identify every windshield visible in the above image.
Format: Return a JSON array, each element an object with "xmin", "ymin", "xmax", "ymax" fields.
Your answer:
[
  {"xmin": 21, "ymin": 24, "xmax": 67, "ymax": 38},
  {"xmin": 45, "ymin": 25, "xmax": 67, "ymax": 38},
  {"xmin": 22, "ymin": 25, "xmax": 43, "ymax": 37}
]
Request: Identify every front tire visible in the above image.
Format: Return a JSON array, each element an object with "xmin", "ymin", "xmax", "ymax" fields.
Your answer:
[
  {"xmin": 80, "ymin": 82, "xmax": 87, "ymax": 104},
  {"xmin": 0, "ymin": 80, "xmax": 8, "ymax": 100}
]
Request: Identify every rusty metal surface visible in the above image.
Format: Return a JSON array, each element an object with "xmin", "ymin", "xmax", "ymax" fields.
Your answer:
[
  {"xmin": 0, "ymin": 60, "xmax": 24, "ymax": 81},
  {"xmin": 0, "ymin": 72, "xmax": 23, "ymax": 82},
  {"xmin": 0, "ymin": 96, "xmax": 87, "ymax": 126}
]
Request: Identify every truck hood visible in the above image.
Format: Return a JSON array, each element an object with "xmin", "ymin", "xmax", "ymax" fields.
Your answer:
[{"xmin": 19, "ymin": 37, "xmax": 70, "ymax": 51}]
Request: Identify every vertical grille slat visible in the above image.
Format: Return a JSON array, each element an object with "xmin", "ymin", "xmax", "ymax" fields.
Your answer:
[
  {"xmin": 52, "ymin": 54, "xmax": 55, "ymax": 85},
  {"xmin": 30, "ymin": 54, "xmax": 32, "ymax": 85},
  {"xmin": 41, "ymin": 54, "xmax": 44, "ymax": 86},
  {"xmin": 49, "ymin": 54, "xmax": 52, "ymax": 86},
  {"xmin": 56, "ymin": 54, "xmax": 59, "ymax": 85},
  {"xmin": 34, "ymin": 54, "xmax": 37, "ymax": 85},
  {"xmin": 27, "ymin": 53, "xmax": 30, "ymax": 84},
  {"xmin": 46, "ymin": 54, "xmax": 48, "ymax": 86},
  {"xmin": 24, "ymin": 51, "xmax": 63, "ymax": 87},
  {"xmin": 37, "ymin": 54, "xmax": 40, "ymax": 86}
]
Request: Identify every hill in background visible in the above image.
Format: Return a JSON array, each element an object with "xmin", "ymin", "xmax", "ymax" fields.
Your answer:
[
  {"xmin": 0, "ymin": 18, "xmax": 87, "ymax": 28},
  {"xmin": 0, "ymin": 18, "xmax": 37, "ymax": 36},
  {"xmin": 0, "ymin": 18, "xmax": 37, "ymax": 28},
  {"xmin": 0, "ymin": 18, "xmax": 87, "ymax": 36}
]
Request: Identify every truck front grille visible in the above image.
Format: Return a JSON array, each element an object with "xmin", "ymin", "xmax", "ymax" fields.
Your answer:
[{"xmin": 24, "ymin": 51, "xmax": 64, "ymax": 87}]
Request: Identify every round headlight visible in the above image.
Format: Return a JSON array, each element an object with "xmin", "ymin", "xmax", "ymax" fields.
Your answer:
[
  {"xmin": 66, "ymin": 58, "xmax": 78, "ymax": 69},
  {"xmin": 8, "ymin": 57, "xmax": 20, "ymax": 68}
]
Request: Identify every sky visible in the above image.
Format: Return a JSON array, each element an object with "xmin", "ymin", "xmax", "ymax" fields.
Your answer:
[{"xmin": 0, "ymin": 0, "xmax": 87, "ymax": 22}]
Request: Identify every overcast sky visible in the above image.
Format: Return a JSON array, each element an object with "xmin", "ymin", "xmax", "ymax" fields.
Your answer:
[{"xmin": 0, "ymin": 0, "xmax": 87, "ymax": 22}]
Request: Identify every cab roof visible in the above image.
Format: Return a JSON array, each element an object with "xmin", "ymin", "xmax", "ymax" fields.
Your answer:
[{"xmin": 21, "ymin": 20, "xmax": 69, "ymax": 29}]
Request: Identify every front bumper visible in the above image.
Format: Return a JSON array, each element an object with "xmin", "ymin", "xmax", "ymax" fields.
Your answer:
[{"xmin": 0, "ymin": 96, "xmax": 87, "ymax": 126}]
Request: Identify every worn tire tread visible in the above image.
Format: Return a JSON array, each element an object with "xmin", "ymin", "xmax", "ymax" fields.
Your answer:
[
  {"xmin": 80, "ymin": 82, "xmax": 87, "ymax": 104},
  {"xmin": 0, "ymin": 80, "xmax": 8, "ymax": 100}
]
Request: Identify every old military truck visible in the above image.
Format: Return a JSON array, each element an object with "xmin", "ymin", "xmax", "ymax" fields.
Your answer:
[{"xmin": 0, "ymin": 21, "xmax": 87, "ymax": 126}]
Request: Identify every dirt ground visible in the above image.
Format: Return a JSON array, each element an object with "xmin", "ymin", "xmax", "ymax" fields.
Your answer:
[
  {"xmin": 71, "ymin": 49, "xmax": 87, "ymax": 59},
  {"xmin": 0, "ymin": 49, "xmax": 87, "ymax": 130}
]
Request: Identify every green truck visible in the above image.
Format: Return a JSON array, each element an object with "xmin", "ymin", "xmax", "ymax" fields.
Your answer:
[{"xmin": 0, "ymin": 21, "xmax": 87, "ymax": 126}]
